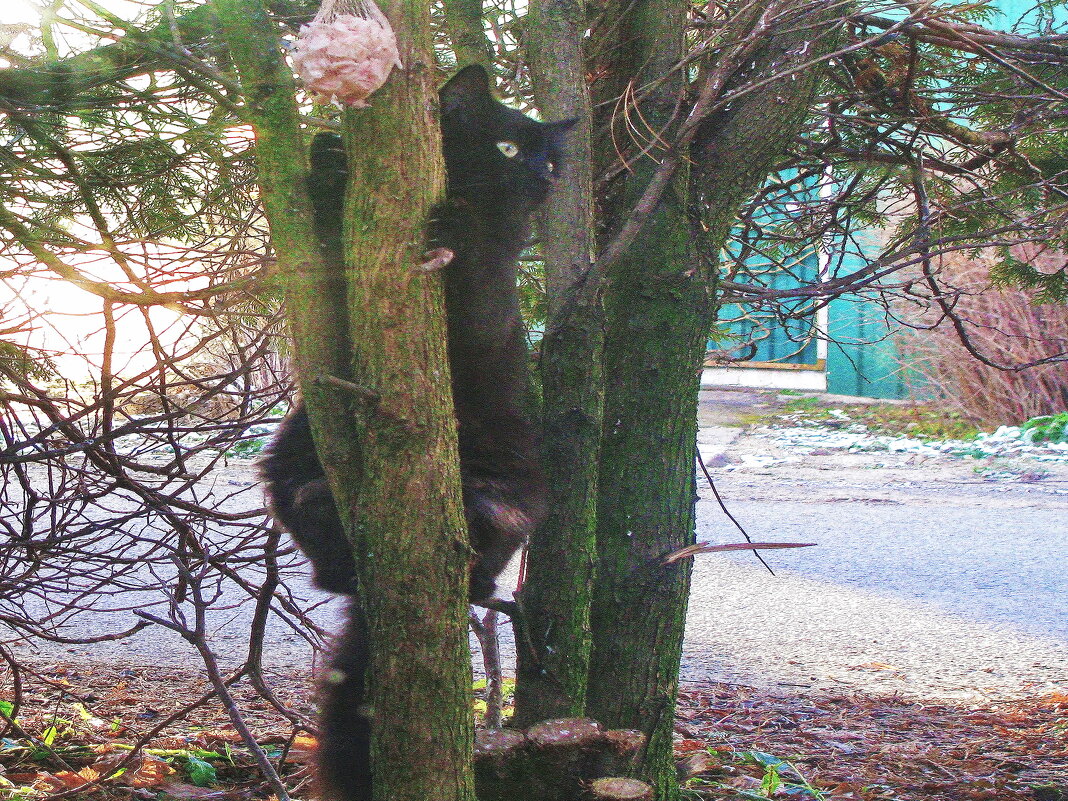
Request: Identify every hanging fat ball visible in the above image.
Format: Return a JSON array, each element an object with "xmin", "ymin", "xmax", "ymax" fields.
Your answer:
[{"xmin": 290, "ymin": 0, "xmax": 403, "ymax": 107}]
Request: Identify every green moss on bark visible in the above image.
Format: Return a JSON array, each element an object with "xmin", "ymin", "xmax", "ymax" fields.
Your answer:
[
  {"xmin": 339, "ymin": 7, "xmax": 474, "ymax": 800},
  {"xmin": 584, "ymin": 3, "xmax": 845, "ymax": 799},
  {"xmin": 513, "ymin": 0, "xmax": 602, "ymax": 726},
  {"xmin": 216, "ymin": 0, "xmax": 475, "ymax": 798}
]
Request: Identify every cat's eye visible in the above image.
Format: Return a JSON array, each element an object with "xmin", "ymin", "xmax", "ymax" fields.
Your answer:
[
  {"xmin": 546, "ymin": 161, "xmax": 555, "ymax": 173},
  {"xmin": 496, "ymin": 141, "xmax": 520, "ymax": 158}
]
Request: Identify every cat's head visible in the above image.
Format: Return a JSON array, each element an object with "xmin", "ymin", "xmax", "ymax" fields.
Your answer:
[{"xmin": 439, "ymin": 65, "xmax": 576, "ymax": 210}]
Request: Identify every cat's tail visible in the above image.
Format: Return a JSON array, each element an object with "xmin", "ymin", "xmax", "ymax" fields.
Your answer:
[{"xmin": 317, "ymin": 600, "xmax": 372, "ymax": 801}]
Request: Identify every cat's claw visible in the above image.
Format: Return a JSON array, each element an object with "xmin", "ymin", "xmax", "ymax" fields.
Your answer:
[{"xmin": 415, "ymin": 247, "xmax": 454, "ymax": 272}]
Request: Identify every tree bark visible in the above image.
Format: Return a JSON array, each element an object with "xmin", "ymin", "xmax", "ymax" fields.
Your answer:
[
  {"xmin": 217, "ymin": 0, "xmax": 476, "ymax": 798},
  {"xmin": 584, "ymin": 0, "xmax": 696, "ymax": 797},
  {"xmin": 442, "ymin": 0, "xmax": 494, "ymax": 68},
  {"xmin": 513, "ymin": 0, "xmax": 602, "ymax": 726},
  {"xmin": 473, "ymin": 718, "xmax": 647, "ymax": 801},
  {"xmin": 338, "ymin": 3, "xmax": 475, "ymax": 798},
  {"xmin": 584, "ymin": 2, "xmax": 846, "ymax": 798},
  {"xmin": 211, "ymin": 0, "xmax": 356, "ymax": 498}
]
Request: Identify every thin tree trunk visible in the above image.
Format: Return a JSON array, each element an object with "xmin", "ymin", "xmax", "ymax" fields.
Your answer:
[
  {"xmin": 217, "ymin": 0, "xmax": 476, "ymax": 798},
  {"xmin": 443, "ymin": 0, "xmax": 494, "ymax": 68},
  {"xmin": 339, "ymin": 2, "xmax": 474, "ymax": 798},
  {"xmin": 584, "ymin": 0, "xmax": 695, "ymax": 796},
  {"xmin": 587, "ymin": 194, "xmax": 703, "ymax": 801},
  {"xmin": 513, "ymin": 0, "xmax": 602, "ymax": 726},
  {"xmin": 211, "ymin": 0, "xmax": 356, "ymax": 501}
]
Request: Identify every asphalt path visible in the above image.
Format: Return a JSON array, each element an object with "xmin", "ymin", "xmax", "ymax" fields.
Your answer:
[
  {"xmin": 682, "ymin": 489, "xmax": 1068, "ymax": 698},
  {"xmin": 7, "ymin": 390, "xmax": 1067, "ymax": 701}
]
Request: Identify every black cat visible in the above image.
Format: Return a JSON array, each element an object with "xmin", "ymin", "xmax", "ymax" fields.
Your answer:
[{"xmin": 261, "ymin": 64, "xmax": 572, "ymax": 801}]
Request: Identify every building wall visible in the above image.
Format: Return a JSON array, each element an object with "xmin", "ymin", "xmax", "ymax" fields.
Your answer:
[{"xmin": 701, "ymin": 0, "xmax": 1055, "ymax": 401}]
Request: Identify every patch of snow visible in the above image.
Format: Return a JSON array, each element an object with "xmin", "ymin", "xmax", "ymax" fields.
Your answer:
[
  {"xmin": 737, "ymin": 453, "xmax": 802, "ymax": 468},
  {"xmin": 754, "ymin": 421, "xmax": 1068, "ymax": 464}
]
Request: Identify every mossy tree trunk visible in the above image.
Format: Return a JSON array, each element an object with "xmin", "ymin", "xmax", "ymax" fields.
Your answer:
[
  {"xmin": 211, "ymin": 0, "xmax": 356, "ymax": 507},
  {"xmin": 583, "ymin": 0, "xmax": 698, "ymax": 797},
  {"xmin": 442, "ymin": 0, "xmax": 493, "ymax": 68},
  {"xmin": 512, "ymin": 0, "xmax": 602, "ymax": 726},
  {"xmin": 215, "ymin": 1, "xmax": 475, "ymax": 799},
  {"xmin": 339, "ymin": 3, "xmax": 475, "ymax": 797},
  {"xmin": 579, "ymin": 2, "xmax": 846, "ymax": 798}
]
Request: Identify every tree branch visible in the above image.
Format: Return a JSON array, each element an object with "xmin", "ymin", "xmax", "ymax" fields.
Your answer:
[{"xmin": 0, "ymin": 0, "xmax": 313, "ymax": 110}]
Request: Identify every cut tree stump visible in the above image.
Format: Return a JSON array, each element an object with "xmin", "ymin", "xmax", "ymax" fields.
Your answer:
[
  {"xmin": 474, "ymin": 717, "xmax": 647, "ymax": 801},
  {"xmin": 588, "ymin": 777, "xmax": 655, "ymax": 800}
]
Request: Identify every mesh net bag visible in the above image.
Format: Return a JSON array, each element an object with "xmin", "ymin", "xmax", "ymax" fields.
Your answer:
[{"xmin": 290, "ymin": 0, "xmax": 403, "ymax": 107}]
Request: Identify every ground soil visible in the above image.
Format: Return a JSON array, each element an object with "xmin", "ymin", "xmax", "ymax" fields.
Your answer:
[{"xmin": 2, "ymin": 660, "xmax": 1064, "ymax": 800}]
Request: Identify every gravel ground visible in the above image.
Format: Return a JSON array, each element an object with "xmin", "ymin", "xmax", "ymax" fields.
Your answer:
[
  {"xmin": 684, "ymin": 389, "xmax": 1068, "ymax": 700},
  {"xmin": 6, "ymin": 388, "xmax": 1067, "ymax": 702}
]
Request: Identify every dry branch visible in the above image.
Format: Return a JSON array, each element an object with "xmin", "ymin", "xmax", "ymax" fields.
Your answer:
[{"xmin": 661, "ymin": 541, "xmax": 818, "ymax": 566}]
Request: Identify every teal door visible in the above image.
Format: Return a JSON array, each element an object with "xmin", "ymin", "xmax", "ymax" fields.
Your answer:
[{"xmin": 712, "ymin": 248, "xmax": 823, "ymax": 369}]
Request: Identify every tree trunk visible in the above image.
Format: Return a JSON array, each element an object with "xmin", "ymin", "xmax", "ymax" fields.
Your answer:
[
  {"xmin": 583, "ymin": 0, "xmax": 696, "ymax": 796},
  {"xmin": 443, "ymin": 0, "xmax": 494, "ymax": 68},
  {"xmin": 217, "ymin": 0, "xmax": 476, "ymax": 798},
  {"xmin": 338, "ymin": 3, "xmax": 475, "ymax": 799},
  {"xmin": 211, "ymin": 0, "xmax": 356, "ymax": 502},
  {"xmin": 587, "ymin": 194, "xmax": 703, "ymax": 801},
  {"xmin": 584, "ymin": 2, "xmax": 845, "ymax": 798},
  {"xmin": 513, "ymin": 0, "xmax": 602, "ymax": 726}
]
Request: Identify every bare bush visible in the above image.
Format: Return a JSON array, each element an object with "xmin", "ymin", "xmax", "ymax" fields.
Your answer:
[{"xmin": 899, "ymin": 255, "xmax": 1068, "ymax": 425}]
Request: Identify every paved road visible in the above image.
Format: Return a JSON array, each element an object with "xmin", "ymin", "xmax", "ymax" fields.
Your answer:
[
  {"xmin": 684, "ymin": 390, "xmax": 1068, "ymax": 698},
  {"xmin": 700, "ymin": 497, "xmax": 1067, "ymax": 639},
  {"xmin": 683, "ymin": 487, "xmax": 1068, "ymax": 698},
  {"xmin": 7, "ymin": 390, "xmax": 1067, "ymax": 700}
]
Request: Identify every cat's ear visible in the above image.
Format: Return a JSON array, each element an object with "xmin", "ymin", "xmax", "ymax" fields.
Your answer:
[{"xmin": 440, "ymin": 64, "xmax": 494, "ymax": 115}]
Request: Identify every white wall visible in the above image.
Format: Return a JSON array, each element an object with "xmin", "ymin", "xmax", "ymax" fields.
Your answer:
[{"xmin": 700, "ymin": 366, "xmax": 827, "ymax": 392}]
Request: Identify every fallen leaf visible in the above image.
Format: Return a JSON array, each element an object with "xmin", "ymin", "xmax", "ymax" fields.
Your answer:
[
  {"xmin": 32, "ymin": 772, "xmax": 73, "ymax": 792},
  {"xmin": 677, "ymin": 751, "xmax": 720, "ymax": 778},
  {"xmin": 126, "ymin": 755, "xmax": 178, "ymax": 788},
  {"xmin": 195, "ymin": 730, "xmax": 244, "ymax": 747},
  {"xmin": 288, "ymin": 734, "xmax": 318, "ymax": 759},
  {"xmin": 674, "ymin": 738, "xmax": 707, "ymax": 754}
]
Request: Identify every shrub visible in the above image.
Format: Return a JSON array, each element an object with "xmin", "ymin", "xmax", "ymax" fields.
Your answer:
[{"xmin": 899, "ymin": 255, "xmax": 1068, "ymax": 428}]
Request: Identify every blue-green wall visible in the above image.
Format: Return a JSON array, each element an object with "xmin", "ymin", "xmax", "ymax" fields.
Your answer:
[
  {"xmin": 716, "ymin": 247, "xmax": 822, "ymax": 367},
  {"xmin": 825, "ymin": 297, "xmax": 906, "ymax": 399}
]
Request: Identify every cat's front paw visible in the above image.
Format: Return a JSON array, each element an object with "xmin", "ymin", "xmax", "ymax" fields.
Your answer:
[{"xmin": 310, "ymin": 563, "xmax": 360, "ymax": 595}]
